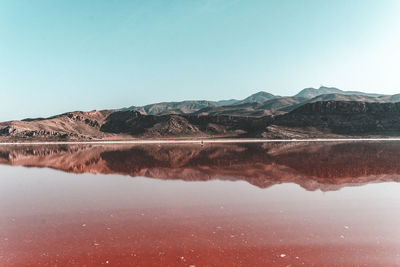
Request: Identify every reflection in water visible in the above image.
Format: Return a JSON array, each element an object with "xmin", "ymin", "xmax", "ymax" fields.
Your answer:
[
  {"xmin": 1, "ymin": 141, "xmax": 400, "ymax": 191},
  {"xmin": 0, "ymin": 142, "xmax": 400, "ymax": 266}
]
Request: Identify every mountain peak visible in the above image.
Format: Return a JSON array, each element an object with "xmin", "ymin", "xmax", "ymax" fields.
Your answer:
[
  {"xmin": 252, "ymin": 91, "xmax": 275, "ymax": 96},
  {"xmin": 295, "ymin": 87, "xmax": 343, "ymax": 98},
  {"xmin": 295, "ymin": 86, "xmax": 386, "ymax": 99},
  {"xmin": 238, "ymin": 91, "xmax": 277, "ymax": 104},
  {"xmin": 318, "ymin": 85, "xmax": 341, "ymax": 91}
]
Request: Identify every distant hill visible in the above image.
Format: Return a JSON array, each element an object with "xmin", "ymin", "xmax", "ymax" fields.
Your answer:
[
  {"xmin": 124, "ymin": 91, "xmax": 279, "ymax": 116},
  {"xmin": 193, "ymin": 93, "xmax": 395, "ymax": 117},
  {"xmin": 295, "ymin": 86, "xmax": 342, "ymax": 98},
  {"xmin": 236, "ymin": 91, "xmax": 278, "ymax": 104},
  {"xmin": 195, "ymin": 97, "xmax": 306, "ymax": 116},
  {"xmin": 295, "ymin": 86, "xmax": 385, "ymax": 98},
  {"xmin": 278, "ymin": 93, "xmax": 388, "ymax": 113},
  {"xmin": 217, "ymin": 99, "xmax": 240, "ymax": 106},
  {"xmin": 127, "ymin": 100, "xmax": 219, "ymax": 115},
  {"xmin": 307, "ymin": 93, "xmax": 384, "ymax": 103},
  {"xmin": 121, "ymin": 86, "xmax": 388, "ymax": 116},
  {"xmin": 379, "ymin": 93, "xmax": 400, "ymax": 102}
]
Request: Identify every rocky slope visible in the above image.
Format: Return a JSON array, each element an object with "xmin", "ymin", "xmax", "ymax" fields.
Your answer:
[
  {"xmin": 100, "ymin": 110, "xmax": 271, "ymax": 137},
  {"xmin": 0, "ymin": 110, "xmax": 120, "ymax": 141},
  {"xmin": 274, "ymin": 101, "xmax": 400, "ymax": 135}
]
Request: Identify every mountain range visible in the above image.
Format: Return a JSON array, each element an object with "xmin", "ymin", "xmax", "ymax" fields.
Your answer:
[
  {"xmin": 1, "ymin": 86, "xmax": 400, "ymax": 141},
  {"xmin": 126, "ymin": 86, "xmax": 396, "ymax": 116}
]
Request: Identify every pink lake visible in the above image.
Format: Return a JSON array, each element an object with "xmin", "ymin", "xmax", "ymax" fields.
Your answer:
[{"xmin": 0, "ymin": 142, "xmax": 400, "ymax": 266}]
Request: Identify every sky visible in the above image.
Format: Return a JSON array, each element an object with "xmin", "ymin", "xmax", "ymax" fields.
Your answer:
[{"xmin": 1, "ymin": 0, "xmax": 400, "ymax": 121}]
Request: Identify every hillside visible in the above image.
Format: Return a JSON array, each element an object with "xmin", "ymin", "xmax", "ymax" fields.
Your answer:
[
  {"xmin": 100, "ymin": 110, "xmax": 271, "ymax": 137},
  {"xmin": 0, "ymin": 110, "xmax": 118, "ymax": 140},
  {"xmin": 274, "ymin": 101, "xmax": 400, "ymax": 135}
]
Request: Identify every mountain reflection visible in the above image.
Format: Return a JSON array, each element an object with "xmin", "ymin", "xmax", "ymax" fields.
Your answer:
[{"xmin": 1, "ymin": 141, "xmax": 400, "ymax": 191}]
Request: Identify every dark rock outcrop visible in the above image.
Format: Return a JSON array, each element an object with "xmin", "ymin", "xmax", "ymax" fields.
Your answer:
[
  {"xmin": 100, "ymin": 110, "xmax": 272, "ymax": 137},
  {"xmin": 275, "ymin": 101, "xmax": 400, "ymax": 135}
]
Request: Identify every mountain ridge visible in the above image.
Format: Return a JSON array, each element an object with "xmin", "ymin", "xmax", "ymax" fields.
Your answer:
[
  {"xmin": 295, "ymin": 86, "xmax": 386, "ymax": 98},
  {"xmin": 122, "ymin": 86, "xmax": 388, "ymax": 116},
  {"xmin": 1, "ymin": 86, "xmax": 399, "ymax": 141}
]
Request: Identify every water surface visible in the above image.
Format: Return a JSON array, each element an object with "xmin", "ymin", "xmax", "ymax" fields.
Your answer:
[{"xmin": 0, "ymin": 141, "xmax": 399, "ymax": 266}]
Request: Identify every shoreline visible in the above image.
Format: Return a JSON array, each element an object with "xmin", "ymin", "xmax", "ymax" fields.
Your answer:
[{"xmin": 1, "ymin": 137, "xmax": 400, "ymax": 145}]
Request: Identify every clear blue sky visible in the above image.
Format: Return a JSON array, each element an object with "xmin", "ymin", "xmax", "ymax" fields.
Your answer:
[{"xmin": 1, "ymin": 0, "xmax": 400, "ymax": 121}]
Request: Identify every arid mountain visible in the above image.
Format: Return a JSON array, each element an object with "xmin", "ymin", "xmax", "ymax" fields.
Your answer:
[
  {"xmin": 126, "ymin": 100, "xmax": 219, "ymax": 115},
  {"xmin": 122, "ymin": 89, "xmax": 395, "ymax": 119},
  {"xmin": 236, "ymin": 91, "xmax": 278, "ymax": 104},
  {"xmin": 100, "ymin": 110, "xmax": 271, "ymax": 137},
  {"xmin": 307, "ymin": 93, "xmax": 385, "ymax": 103},
  {"xmin": 0, "ymin": 110, "xmax": 121, "ymax": 141},
  {"xmin": 0, "ymin": 109, "xmax": 269, "ymax": 140},
  {"xmin": 276, "ymin": 93, "xmax": 391, "ymax": 113},
  {"xmin": 194, "ymin": 97, "xmax": 306, "ymax": 116},
  {"xmin": 1, "ymin": 86, "xmax": 399, "ymax": 141},
  {"xmin": 0, "ymin": 142, "xmax": 399, "ymax": 191},
  {"xmin": 191, "ymin": 93, "xmax": 398, "ymax": 117},
  {"xmin": 2, "ymin": 100, "xmax": 400, "ymax": 140},
  {"xmin": 295, "ymin": 86, "xmax": 385, "ymax": 98},
  {"xmin": 295, "ymin": 86, "xmax": 342, "ymax": 98},
  {"xmin": 117, "ymin": 86, "xmax": 390, "ymax": 117},
  {"xmin": 124, "ymin": 91, "xmax": 279, "ymax": 116},
  {"xmin": 216, "ymin": 99, "xmax": 240, "ymax": 106}
]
